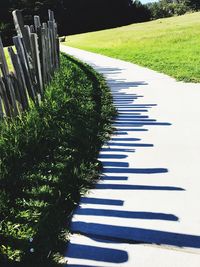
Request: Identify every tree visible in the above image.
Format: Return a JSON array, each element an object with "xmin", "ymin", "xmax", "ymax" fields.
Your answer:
[{"xmin": 187, "ymin": 0, "xmax": 200, "ymax": 10}]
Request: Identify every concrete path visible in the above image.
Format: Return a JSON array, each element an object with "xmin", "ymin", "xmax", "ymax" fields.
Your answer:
[{"xmin": 61, "ymin": 45, "xmax": 200, "ymax": 267}]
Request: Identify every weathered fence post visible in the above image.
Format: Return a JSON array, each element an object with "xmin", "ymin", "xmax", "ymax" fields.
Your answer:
[
  {"xmin": 0, "ymin": 36, "xmax": 9, "ymax": 77},
  {"xmin": 8, "ymin": 47, "xmax": 29, "ymax": 110},
  {"xmin": 0, "ymin": 9, "xmax": 60, "ymax": 119}
]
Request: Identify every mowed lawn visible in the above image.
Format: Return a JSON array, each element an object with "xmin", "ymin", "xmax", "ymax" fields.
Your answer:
[{"xmin": 65, "ymin": 12, "xmax": 200, "ymax": 83}]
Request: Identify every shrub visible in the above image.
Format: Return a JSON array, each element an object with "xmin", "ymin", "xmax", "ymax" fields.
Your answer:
[{"xmin": 146, "ymin": 0, "xmax": 191, "ymax": 20}]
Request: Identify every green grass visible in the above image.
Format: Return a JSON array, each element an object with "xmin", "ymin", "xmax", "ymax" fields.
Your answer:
[
  {"xmin": 0, "ymin": 54, "xmax": 116, "ymax": 266},
  {"xmin": 4, "ymin": 47, "xmax": 14, "ymax": 71},
  {"xmin": 65, "ymin": 12, "xmax": 200, "ymax": 83}
]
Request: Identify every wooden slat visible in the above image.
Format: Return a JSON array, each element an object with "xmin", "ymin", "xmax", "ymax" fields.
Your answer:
[
  {"xmin": 8, "ymin": 47, "xmax": 29, "ymax": 110},
  {"xmin": 13, "ymin": 36, "xmax": 36, "ymax": 102},
  {"xmin": 30, "ymin": 33, "xmax": 43, "ymax": 95},
  {"xmin": 13, "ymin": 11, "xmax": 37, "ymax": 94},
  {"xmin": 47, "ymin": 24, "xmax": 53, "ymax": 74},
  {"xmin": 30, "ymin": 25, "xmax": 35, "ymax": 33},
  {"xmin": 0, "ymin": 35, "xmax": 9, "ymax": 77},
  {"xmin": 23, "ymin": 25, "xmax": 37, "ymax": 92},
  {"xmin": 12, "ymin": 10, "xmax": 24, "ymax": 37},
  {"xmin": 10, "ymin": 72, "xmax": 22, "ymax": 108},
  {"xmin": 40, "ymin": 27, "xmax": 48, "ymax": 84},
  {"xmin": 7, "ymin": 74, "xmax": 19, "ymax": 116},
  {"xmin": 42, "ymin": 22, "xmax": 51, "ymax": 83},
  {"xmin": 54, "ymin": 22, "xmax": 59, "ymax": 69},
  {"xmin": 48, "ymin": 10, "xmax": 55, "ymax": 22},
  {"xmin": 0, "ymin": 77, "xmax": 12, "ymax": 117},
  {"xmin": 48, "ymin": 21, "xmax": 55, "ymax": 72},
  {"xmin": 34, "ymin": 16, "xmax": 41, "ymax": 31},
  {"xmin": 0, "ymin": 83, "xmax": 4, "ymax": 118}
]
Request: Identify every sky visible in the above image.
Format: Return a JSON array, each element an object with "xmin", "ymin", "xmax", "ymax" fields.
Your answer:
[{"xmin": 140, "ymin": 0, "xmax": 159, "ymax": 4}]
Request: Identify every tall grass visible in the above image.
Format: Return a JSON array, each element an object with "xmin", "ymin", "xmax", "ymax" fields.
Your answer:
[{"xmin": 0, "ymin": 54, "xmax": 116, "ymax": 266}]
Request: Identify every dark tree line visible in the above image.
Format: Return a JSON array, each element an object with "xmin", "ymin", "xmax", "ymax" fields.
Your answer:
[
  {"xmin": 0, "ymin": 0, "xmax": 150, "ymax": 45},
  {"xmin": 61, "ymin": 0, "xmax": 150, "ymax": 33},
  {"xmin": 146, "ymin": 0, "xmax": 200, "ymax": 19}
]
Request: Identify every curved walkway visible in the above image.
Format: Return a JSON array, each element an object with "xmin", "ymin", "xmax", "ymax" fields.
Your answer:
[{"xmin": 61, "ymin": 45, "xmax": 200, "ymax": 267}]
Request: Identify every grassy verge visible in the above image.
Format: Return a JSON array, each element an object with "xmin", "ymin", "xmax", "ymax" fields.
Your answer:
[
  {"xmin": 65, "ymin": 12, "xmax": 200, "ymax": 83},
  {"xmin": 0, "ymin": 54, "xmax": 116, "ymax": 266}
]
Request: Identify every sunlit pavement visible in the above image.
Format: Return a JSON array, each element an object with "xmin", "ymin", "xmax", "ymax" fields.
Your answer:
[{"xmin": 61, "ymin": 45, "xmax": 200, "ymax": 267}]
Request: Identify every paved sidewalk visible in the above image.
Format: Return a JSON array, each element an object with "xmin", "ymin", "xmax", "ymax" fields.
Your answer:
[{"xmin": 61, "ymin": 45, "xmax": 200, "ymax": 267}]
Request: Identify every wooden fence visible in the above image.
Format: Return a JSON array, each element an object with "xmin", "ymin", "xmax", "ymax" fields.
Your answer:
[{"xmin": 0, "ymin": 10, "xmax": 60, "ymax": 119}]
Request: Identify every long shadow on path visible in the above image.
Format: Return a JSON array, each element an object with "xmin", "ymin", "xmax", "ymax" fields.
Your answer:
[
  {"xmin": 72, "ymin": 222, "xmax": 200, "ymax": 249},
  {"xmin": 67, "ymin": 243, "xmax": 128, "ymax": 264},
  {"xmin": 65, "ymin": 64, "xmax": 189, "ymax": 266}
]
